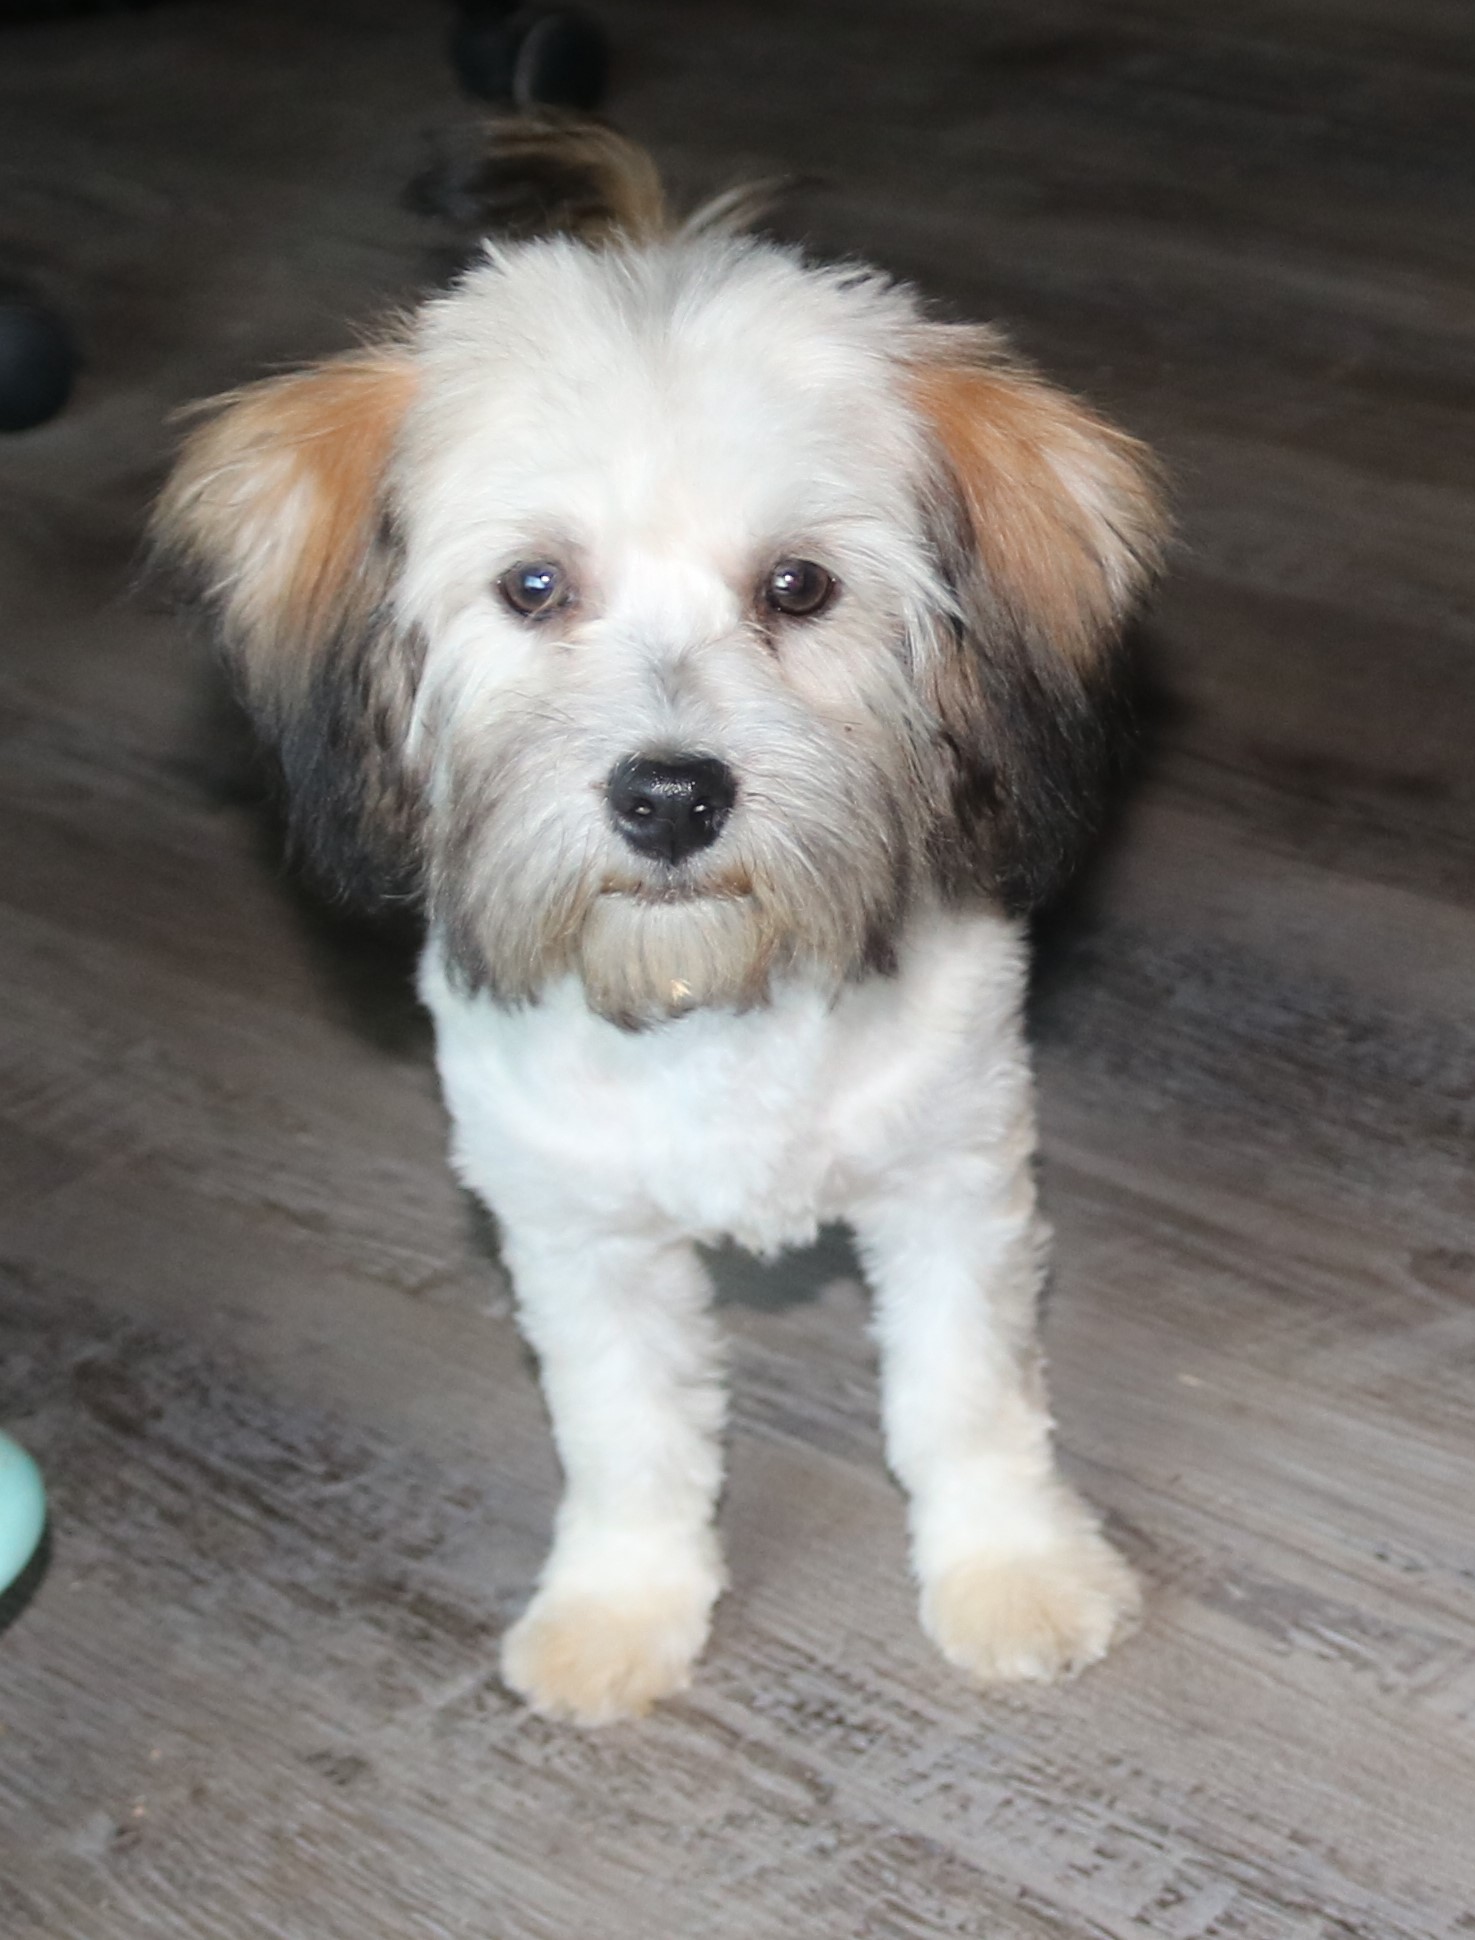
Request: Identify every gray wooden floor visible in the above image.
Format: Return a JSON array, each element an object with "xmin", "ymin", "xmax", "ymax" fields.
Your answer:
[{"xmin": 2, "ymin": 2, "xmax": 1474, "ymax": 1935}]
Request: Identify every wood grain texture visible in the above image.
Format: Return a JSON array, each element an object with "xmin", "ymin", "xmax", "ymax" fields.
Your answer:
[{"xmin": 1, "ymin": 2, "xmax": 1473, "ymax": 1935}]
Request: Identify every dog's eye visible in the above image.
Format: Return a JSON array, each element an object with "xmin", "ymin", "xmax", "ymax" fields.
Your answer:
[
  {"xmin": 763, "ymin": 558, "xmax": 838, "ymax": 619},
  {"xmin": 498, "ymin": 560, "xmax": 571, "ymax": 619}
]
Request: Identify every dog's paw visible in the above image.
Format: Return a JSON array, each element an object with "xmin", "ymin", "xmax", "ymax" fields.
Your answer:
[
  {"xmin": 501, "ymin": 1577, "xmax": 715, "ymax": 1725},
  {"xmin": 921, "ymin": 1528, "xmax": 1141, "ymax": 1686}
]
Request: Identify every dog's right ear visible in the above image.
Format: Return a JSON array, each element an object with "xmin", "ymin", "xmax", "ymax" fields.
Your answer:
[{"xmin": 152, "ymin": 349, "xmax": 425, "ymax": 909}]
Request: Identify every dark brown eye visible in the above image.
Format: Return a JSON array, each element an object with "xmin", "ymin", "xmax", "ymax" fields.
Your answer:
[
  {"xmin": 763, "ymin": 558, "xmax": 838, "ymax": 619},
  {"xmin": 497, "ymin": 560, "xmax": 570, "ymax": 619}
]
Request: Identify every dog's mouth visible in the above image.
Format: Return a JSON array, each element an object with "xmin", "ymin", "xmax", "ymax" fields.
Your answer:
[
  {"xmin": 598, "ymin": 869, "xmax": 754, "ymax": 905},
  {"xmin": 577, "ymin": 866, "xmax": 773, "ymax": 1023}
]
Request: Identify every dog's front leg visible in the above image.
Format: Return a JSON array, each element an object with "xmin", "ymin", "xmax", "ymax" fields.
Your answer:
[
  {"xmin": 496, "ymin": 1220, "xmax": 725, "ymax": 1724},
  {"xmin": 853, "ymin": 1153, "xmax": 1140, "ymax": 1687}
]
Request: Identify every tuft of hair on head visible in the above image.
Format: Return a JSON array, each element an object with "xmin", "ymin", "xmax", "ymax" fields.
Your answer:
[
  {"xmin": 150, "ymin": 345, "xmax": 425, "ymax": 910},
  {"xmin": 408, "ymin": 111, "xmax": 672, "ymax": 246},
  {"xmin": 407, "ymin": 110, "xmax": 796, "ymax": 250},
  {"xmin": 906, "ymin": 324, "xmax": 1169, "ymax": 913}
]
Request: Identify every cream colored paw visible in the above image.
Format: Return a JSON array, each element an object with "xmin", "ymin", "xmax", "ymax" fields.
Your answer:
[
  {"xmin": 922, "ymin": 1530, "xmax": 1141, "ymax": 1686},
  {"xmin": 501, "ymin": 1581, "xmax": 714, "ymax": 1726}
]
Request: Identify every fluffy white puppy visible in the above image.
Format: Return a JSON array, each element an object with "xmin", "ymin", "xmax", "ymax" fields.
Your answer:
[{"xmin": 155, "ymin": 121, "xmax": 1166, "ymax": 1724}]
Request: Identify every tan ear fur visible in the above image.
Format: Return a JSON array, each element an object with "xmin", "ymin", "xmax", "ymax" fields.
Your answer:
[
  {"xmin": 152, "ymin": 348, "xmax": 424, "ymax": 910},
  {"xmin": 906, "ymin": 329, "xmax": 1167, "ymax": 912},
  {"xmin": 909, "ymin": 331, "xmax": 1165, "ymax": 671},
  {"xmin": 152, "ymin": 349, "xmax": 417, "ymax": 705}
]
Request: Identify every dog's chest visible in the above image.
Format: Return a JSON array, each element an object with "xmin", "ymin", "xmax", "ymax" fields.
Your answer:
[
  {"xmin": 419, "ymin": 909, "xmax": 1027, "ymax": 1252},
  {"xmin": 426, "ymin": 966, "xmax": 843, "ymax": 1250}
]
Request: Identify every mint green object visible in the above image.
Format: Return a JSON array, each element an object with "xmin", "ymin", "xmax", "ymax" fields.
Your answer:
[{"xmin": 0, "ymin": 1432, "xmax": 46, "ymax": 1596}]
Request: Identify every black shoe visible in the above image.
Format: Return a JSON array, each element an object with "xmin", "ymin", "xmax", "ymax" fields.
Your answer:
[
  {"xmin": 0, "ymin": 283, "xmax": 76, "ymax": 433},
  {"xmin": 449, "ymin": 6, "xmax": 609, "ymax": 112}
]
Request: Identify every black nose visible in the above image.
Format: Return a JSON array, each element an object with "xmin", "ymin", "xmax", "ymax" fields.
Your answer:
[{"xmin": 607, "ymin": 754, "xmax": 737, "ymax": 865}]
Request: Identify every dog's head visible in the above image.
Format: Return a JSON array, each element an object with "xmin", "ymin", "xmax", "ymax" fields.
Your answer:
[{"xmin": 154, "ymin": 120, "xmax": 1165, "ymax": 1025}]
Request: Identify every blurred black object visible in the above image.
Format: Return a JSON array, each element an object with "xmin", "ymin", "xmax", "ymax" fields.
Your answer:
[
  {"xmin": 450, "ymin": 3, "xmax": 609, "ymax": 111},
  {"xmin": 0, "ymin": 285, "xmax": 77, "ymax": 431}
]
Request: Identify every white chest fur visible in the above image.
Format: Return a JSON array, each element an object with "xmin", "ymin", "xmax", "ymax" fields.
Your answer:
[{"xmin": 419, "ymin": 903, "xmax": 1034, "ymax": 1255}]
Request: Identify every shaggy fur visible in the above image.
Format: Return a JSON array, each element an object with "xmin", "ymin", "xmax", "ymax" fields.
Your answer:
[{"xmin": 155, "ymin": 117, "xmax": 1166, "ymax": 1723}]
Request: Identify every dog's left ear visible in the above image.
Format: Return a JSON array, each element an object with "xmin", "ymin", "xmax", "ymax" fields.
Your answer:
[
  {"xmin": 908, "ymin": 326, "xmax": 1167, "ymax": 912},
  {"xmin": 152, "ymin": 348, "xmax": 425, "ymax": 909}
]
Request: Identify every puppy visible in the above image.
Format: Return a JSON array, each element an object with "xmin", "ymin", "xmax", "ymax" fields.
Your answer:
[{"xmin": 154, "ymin": 119, "xmax": 1166, "ymax": 1725}]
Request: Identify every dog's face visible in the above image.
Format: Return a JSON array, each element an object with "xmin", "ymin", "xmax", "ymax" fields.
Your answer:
[{"xmin": 156, "ymin": 197, "xmax": 1163, "ymax": 1024}]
